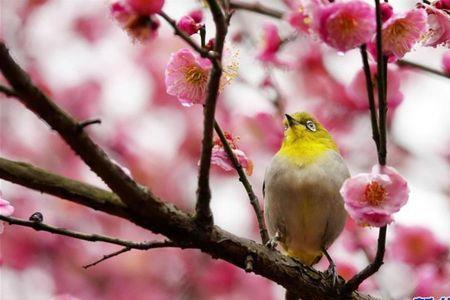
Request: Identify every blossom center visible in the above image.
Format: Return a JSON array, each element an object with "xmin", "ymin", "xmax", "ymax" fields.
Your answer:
[
  {"xmin": 330, "ymin": 15, "xmax": 358, "ymax": 37},
  {"xmin": 184, "ymin": 66, "xmax": 208, "ymax": 86},
  {"xmin": 364, "ymin": 181, "xmax": 387, "ymax": 206}
]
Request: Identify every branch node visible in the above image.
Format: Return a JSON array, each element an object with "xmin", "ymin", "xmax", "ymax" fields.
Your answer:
[
  {"xmin": 244, "ymin": 254, "xmax": 254, "ymax": 272},
  {"xmin": 77, "ymin": 118, "xmax": 102, "ymax": 132},
  {"xmin": 29, "ymin": 212, "xmax": 44, "ymax": 223}
]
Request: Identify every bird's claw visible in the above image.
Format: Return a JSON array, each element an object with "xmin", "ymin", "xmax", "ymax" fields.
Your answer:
[
  {"xmin": 324, "ymin": 263, "xmax": 344, "ymax": 288},
  {"xmin": 322, "ymin": 248, "xmax": 344, "ymax": 288},
  {"xmin": 265, "ymin": 232, "xmax": 280, "ymax": 250}
]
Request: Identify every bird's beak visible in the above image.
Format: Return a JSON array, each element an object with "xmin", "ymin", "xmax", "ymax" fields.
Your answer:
[{"xmin": 285, "ymin": 114, "xmax": 296, "ymax": 127}]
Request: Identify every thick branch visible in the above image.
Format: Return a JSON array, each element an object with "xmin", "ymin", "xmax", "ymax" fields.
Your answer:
[
  {"xmin": 0, "ymin": 160, "xmax": 375, "ymax": 299},
  {"xmin": 194, "ymin": 0, "xmax": 228, "ymax": 227},
  {"xmin": 397, "ymin": 60, "xmax": 450, "ymax": 79},
  {"xmin": 230, "ymin": 1, "xmax": 284, "ymax": 19},
  {"xmin": 213, "ymin": 122, "xmax": 269, "ymax": 244},
  {"xmin": 0, "ymin": 40, "xmax": 378, "ymax": 300},
  {"xmin": 0, "ymin": 157, "xmax": 129, "ymax": 219}
]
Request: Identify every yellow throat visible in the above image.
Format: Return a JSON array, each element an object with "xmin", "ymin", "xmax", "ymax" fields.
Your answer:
[{"xmin": 277, "ymin": 112, "xmax": 338, "ymax": 166}]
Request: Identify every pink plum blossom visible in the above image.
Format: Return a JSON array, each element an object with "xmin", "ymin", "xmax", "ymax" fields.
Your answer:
[
  {"xmin": 391, "ymin": 225, "xmax": 449, "ymax": 266},
  {"xmin": 313, "ymin": 1, "xmax": 376, "ymax": 52},
  {"xmin": 381, "ymin": 9, "xmax": 427, "ymax": 59},
  {"xmin": 422, "ymin": 5, "xmax": 450, "ymax": 48},
  {"xmin": 347, "ymin": 63, "xmax": 403, "ymax": 111},
  {"xmin": 188, "ymin": 9, "xmax": 203, "ymax": 23},
  {"xmin": 165, "ymin": 48, "xmax": 212, "ymax": 106},
  {"xmin": 0, "ymin": 194, "xmax": 14, "ymax": 234},
  {"xmin": 443, "ymin": 51, "xmax": 450, "ymax": 74},
  {"xmin": 165, "ymin": 48, "xmax": 238, "ymax": 106},
  {"xmin": 257, "ymin": 24, "xmax": 286, "ymax": 67},
  {"xmin": 436, "ymin": 0, "xmax": 450, "ymax": 9},
  {"xmin": 211, "ymin": 131, "xmax": 253, "ymax": 176},
  {"xmin": 177, "ymin": 16, "xmax": 200, "ymax": 36},
  {"xmin": 126, "ymin": 0, "xmax": 164, "ymax": 15},
  {"xmin": 340, "ymin": 164, "xmax": 409, "ymax": 227},
  {"xmin": 285, "ymin": 2, "xmax": 312, "ymax": 34},
  {"xmin": 380, "ymin": 3, "xmax": 394, "ymax": 22},
  {"xmin": 111, "ymin": 1, "xmax": 160, "ymax": 42},
  {"xmin": 0, "ymin": 195, "xmax": 14, "ymax": 217}
]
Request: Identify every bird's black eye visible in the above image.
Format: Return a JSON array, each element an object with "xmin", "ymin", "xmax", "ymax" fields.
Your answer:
[{"xmin": 306, "ymin": 120, "xmax": 316, "ymax": 132}]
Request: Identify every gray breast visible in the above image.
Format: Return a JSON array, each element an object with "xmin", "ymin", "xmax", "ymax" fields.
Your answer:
[{"xmin": 263, "ymin": 150, "xmax": 350, "ymax": 262}]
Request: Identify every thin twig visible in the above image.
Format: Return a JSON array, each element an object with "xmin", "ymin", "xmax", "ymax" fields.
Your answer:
[
  {"xmin": 158, "ymin": 11, "xmax": 212, "ymax": 58},
  {"xmin": 378, "ymin": 55, "xmax": 388, "ymax": 165},
  {"xmin": 359, "ymin": 45, "xmax": 380, "ymax": 152},
  {"xmin": 214, "ymin": 121, "xmax": 269, "ymax": 244},
  {"xmin": 83, "ymin": 238, "xmax": 179, "ymax": 269},
  {"xmin": 342, "ymin": 0, "xmax": 388, "ymax": 293},
  {"xmin": 0, "ymin": 84, "xmax": 19, "ymax": 97},
  {"xmin": 84, "ymin": 246, "xmax": 132, "ymax": 269},
  {"xmin": 194, "ymin": 0, "xmax": 229, "ymax": 227},
  {"xmin": 77, "ymin": 118, "xmax": 102, "ymax": 132},
  {"xmin": 230, "ymin": 1, "xmax": 284, "ymax": 19},
  {"xmin": 0, "ymin": 215, "xmax": 176, "ymax": 250},
  {"xmin": 397, "ymin": 60, "xmax": 450, "ymax": 79}
]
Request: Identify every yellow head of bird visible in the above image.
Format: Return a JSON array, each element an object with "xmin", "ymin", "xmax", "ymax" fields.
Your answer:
[{"xmin": 278, "ymin": 112, "xmax": 338, "ymax": 164}]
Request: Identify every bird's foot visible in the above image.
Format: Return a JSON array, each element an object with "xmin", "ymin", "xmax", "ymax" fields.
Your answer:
[
  {"xmin": 324, "ymin": 263, "xmax": 344, "ymax": 288},
  {"xmin": 265, "ymin": 232, "xmax": 280, "ymax": 250},
  {"xmin": 322, "ymin": 248, "xmax": 344, "ymax": 288}
]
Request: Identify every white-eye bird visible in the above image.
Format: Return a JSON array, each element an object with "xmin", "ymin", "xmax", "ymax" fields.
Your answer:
[{"xmin": 263, "ymin": 112, "xmax": 349, "ymax": 285}]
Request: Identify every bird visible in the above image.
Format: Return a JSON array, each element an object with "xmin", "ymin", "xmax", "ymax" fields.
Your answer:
[{"xmin": 263, "ymin": 112, "xmax": 350, "ymax": 289}]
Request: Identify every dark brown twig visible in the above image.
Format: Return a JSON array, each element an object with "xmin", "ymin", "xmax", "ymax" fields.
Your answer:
[
  {"xmin": 230, "ymin": 1, "xmax": 284, "ymax": 19},
  {"xmin": 342, "ymin": 0, "xmax": 388, "ymax": 293},
  {"xmin": 213, "ymin": 121, "xmax": 269, "ymax": 244},
  {"xmin": 0, "ymin": 215, "xmax": 175, "ymax": 250},
  {"xmin": 359, "ymin": 45, "xmax": 381, "ymax": 152},
  {"xmin": 77, "ymin": 118, "xmax": 102, "ymax": 131},
  {"xmin": 397, "ymin": 60, "xmax": 450, "ymax": 79},
  {"xmin": 0, "ymin": 84, "xmax": 19, "ymax": 97},
  {"xmin": 84, "ymin": 246, "xmax": 132, "ymax": 269},
  {"xmin": 194, "ymin": 0, "xmax": 229, "ymax": 227},
  {"xmin": 83, "ymin": 238, "xmax": 178, "ymax": 269}
]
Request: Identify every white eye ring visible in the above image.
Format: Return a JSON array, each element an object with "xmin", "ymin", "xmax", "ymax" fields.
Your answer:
[{"xmin": 306, "ymin": 120, "xmax": 316, "ymax": 132}]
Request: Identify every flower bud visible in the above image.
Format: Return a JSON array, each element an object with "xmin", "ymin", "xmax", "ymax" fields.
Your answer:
[{"xmin": 177, "ymin": 16, "xmax": 199, "ymax": 36}]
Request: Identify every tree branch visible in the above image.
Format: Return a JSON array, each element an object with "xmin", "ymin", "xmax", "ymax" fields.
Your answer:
[
  {"xmin": 342, "ymin": 1, "xmax": 388, "ymax": 293},
  {"xmin": 0, "ymin": 214, "xmax": 176, "ymax": 250},
  {"xmin": 230, "ymin": 1, "xmax": 284, "ymax": 19},
  {"xmin": 0, "ymin": 161, "xmax": 377, "ymax": 299},
  {"xmin": 83, "ymin": 246, "xmax": 132, "ymax": 269},
  {"xmin": 359, "ymin": 45, "xmax": 381, "ymax": 153},
  {"xmin": 0, "ymin": 84, "xmax": 19, "ymax": 97},
  {"xmin": 0, "ymin": 157, "xmax": 129, "ymax": 219},
  {"xmin": 397, "ymin": 60, "xmax": 450, "ymax": 79},
  {"xmin": 0, "ymin": 39, "xmax": 378, "ymax": 300},
  {"xmin": 213, "ymin": 121, "xmax": 269, "ymax": 244},
  {"xmin": 194, "ymin": 0, "xmax": 229, "ymax": 227}
]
